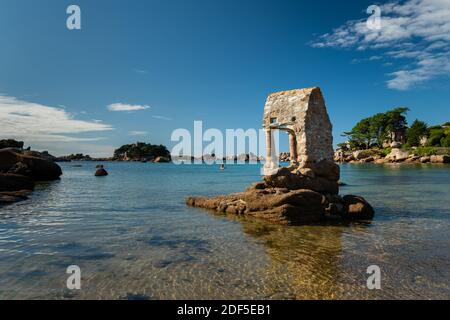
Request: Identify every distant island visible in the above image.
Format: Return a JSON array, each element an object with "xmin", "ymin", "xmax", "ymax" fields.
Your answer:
[
  {"xmin": 334, "ymin": 108, "xmax": 449, "ymax": 164},
  {"xmin": 55, "ymin": 142, "xmax": 172, "ymax": 163},
  {"xmin": 113, "ymin": 142, "xmax": 171, "ymax": 162}
]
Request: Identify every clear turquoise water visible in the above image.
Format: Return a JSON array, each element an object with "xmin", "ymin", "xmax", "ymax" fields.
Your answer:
[{"xmin": 0, "ymin": 162, "xmax": 449, "ymax": 299}]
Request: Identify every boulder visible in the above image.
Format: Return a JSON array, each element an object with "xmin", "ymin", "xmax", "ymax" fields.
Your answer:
[
  {"xmin": 344, "ymin": 155, "xmax": 355, "ymax": 162},
  {"xmin": 390, "ymin": 141, "xmax": 402, "ymax": 148},
  {"xmin": 385, "ymin": 148, "xmax": 409, "ymax": 162},
  {"xmin": 22, "ymin": 150, "xmax": 56, "ymax": 162},
  {"xmin": 0, "ymin": 148, "xmax": 62, "ymax": 181},
  {"xmin": 7, "ymin": 162, "xmax": 32, "ymax": 176},
  {"xmin": 95, "ymin": 168, "xmax": 108, "ymax": 176},
  {"xmin": 310, "ymin": 159, "xmax": 340, "ymax": 181},
  {"xmin": 342, "ymin": 195, "xmax": 375, "ymax": 220},
  {"xmin": 405, "ymin": 156, "xmax": 420, "ymax": 163},
  {"xmin": 375, "ymin": 158, "xmax": 387, "ymax": 164},
  {"xmin": 430, "ymin": 155, "xmax": 450, "ymax": 163},
  {"xmin": 420, "ymin": 156, "xmax": 431, "ymax": 163},
  {"xmin": 0, "ymin": 174, "xmax": 34, "ymax": 192},
  {"xmin": 298, "ymin": 167, "xmax": 315, "ymax": 179},
  {"xmin": 353, "ymin": 150, "xmax": 366, "ymax": 160},
  {"xmin": 362, "ymin": 156, "xmax": 374, "ymax": 163}
]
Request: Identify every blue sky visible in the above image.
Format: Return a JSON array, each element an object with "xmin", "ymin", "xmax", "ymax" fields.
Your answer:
[{"xmin": 0, "ymin": 0, "xmax": 449, "ymax": 156}]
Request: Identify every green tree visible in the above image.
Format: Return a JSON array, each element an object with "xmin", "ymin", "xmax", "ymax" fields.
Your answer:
[
  {"xmin": 441, "ymin": 135, "xmax": 450, "ymax": 147},
  {"xmin": 427, "ymin": 126, "xmax": 445, "ymax": 146},
  {"xmin": 385, "ymin": 107, "xmax": 409, "ymax": 134},
  {"xmin": 343, "ymin": 107, "xmax": 409, "ymax": 150},
  {"xmin": 406, "ymin": 119, "xmax": 428, "ymax": 147},
  {"xmin": 114, "ymin": 142, "xmax": 171, "ymax": 160}
]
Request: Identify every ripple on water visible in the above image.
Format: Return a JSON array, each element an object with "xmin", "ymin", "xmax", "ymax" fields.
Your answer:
[{"xmin": 0, "ymin": 162, "xmax": 449, "ymax": 299}]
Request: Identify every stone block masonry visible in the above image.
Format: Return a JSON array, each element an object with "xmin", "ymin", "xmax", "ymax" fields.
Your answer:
[{"xmin": 263, "ymin": 87, "xmax": 334, "ymax": 172}]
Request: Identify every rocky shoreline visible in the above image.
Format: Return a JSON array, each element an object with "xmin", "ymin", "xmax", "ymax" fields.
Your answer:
[
  {"xmin": 0, "ymin": 148, "xmax": 62, "ymax": 207},
  {"xmin": 334, "ymin": 148, "xmax": 450, "ymax": 164}
]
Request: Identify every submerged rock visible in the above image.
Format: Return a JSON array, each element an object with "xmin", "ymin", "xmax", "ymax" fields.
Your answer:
[
  {"xmin": 0, "ymin": 190, "xmax": 31, "ymax": 206},
  {"xmin": 341, "ymin": 195, "xmax": 375, "ymax": 220}
]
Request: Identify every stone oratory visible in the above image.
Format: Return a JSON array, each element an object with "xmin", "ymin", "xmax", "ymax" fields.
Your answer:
[
  {"xmin": 263, "ymin": 87, "xmax": 334, "ymax": 175},
  {"xmin": 186, "ymin": 87, "xmax": 375, "ymax": 225}
]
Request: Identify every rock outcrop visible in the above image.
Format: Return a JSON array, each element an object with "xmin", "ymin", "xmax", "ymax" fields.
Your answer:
[
  {"xmin": 385, "ymin": 148, "xmax": 410, "ymax": 162},
  {"xmin": 187, "ymin": 161, "xmax": 374, "ymax": 225},
  {"xmin": 263, "ymin": 164, "xmax": 339, "ymax": 195},
  {"xmin": 95, "ymin": 165, "xmax": 109, "ymax": 176},
  {"xmin": 187, "ymin": 187, "xmax": 328, "ymax": 225},
  {"xmin": 430, "ymin": 155, "xmax": 450, "ymax": 163},
  {"xmin": 0, "ymin": 148, "xmax": 62, "ymax": 181},
  {"xmin": 336, "ymin": 148, "xmax": 450, "ymax": 165},
  {"xmin": 0, "ymin": 148, "xmax": 62, "ymax": 207}
]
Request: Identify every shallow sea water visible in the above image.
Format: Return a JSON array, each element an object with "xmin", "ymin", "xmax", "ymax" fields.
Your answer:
[{"xmin": 0, "ymin": 162, "xmax": 449, "ymax": 299}]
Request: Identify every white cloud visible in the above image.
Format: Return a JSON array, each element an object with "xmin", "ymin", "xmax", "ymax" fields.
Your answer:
[
  {"xmin": 133, "ymin": 68, "xmax": 149, "ymax": 75},
  {"xmin": 0, "ymin": 95, "xmax": 113, "ymax": 143},
  {"xmin": 129, "ymin": 131, "xmax": 148, "ymax": 136},
  {"xmin": 152, "ymin": 115, "xmax": 172, "ymax": 121},
  {"xmin": 107, "ymin": 103, "xmax": 150, "ymax": 112},
  {"xmin": 311, "ymin": 0, "xmax": 450, "ymax": 90}
]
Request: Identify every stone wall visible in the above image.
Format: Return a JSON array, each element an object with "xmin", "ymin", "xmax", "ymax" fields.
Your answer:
[{"xmin": 262, "ymin": 87, "xmax": 334, "ymax": 168}]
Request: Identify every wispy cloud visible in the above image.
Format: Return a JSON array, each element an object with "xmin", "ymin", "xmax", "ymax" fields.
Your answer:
[
  {"xmin": 0, "ymin": 95, "xmax": 113, "ymax": 142},
  {"xmin": 152, "ymin": 115, "xmax": 172, "ymax": 121},
  {"xmin": 133, "ymin": 68, "xmax": 149, "ymax": 75},
  {"xmin": 107, "ymin": 103, "xmax": 151, "ymax": 112},
  {"xmin": 311, "ymin": 0, "xmax": 450, "ymax": 90},
  {"xmin": 129, "ymin": 131, "xmax": 148, "ymax": 136}
]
